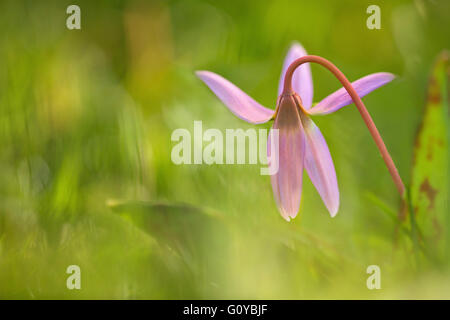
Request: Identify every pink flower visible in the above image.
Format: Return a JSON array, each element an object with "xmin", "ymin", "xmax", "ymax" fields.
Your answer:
[{"xmin": 196, "ymin": 42, "xmax": 395, "ymax": 221}]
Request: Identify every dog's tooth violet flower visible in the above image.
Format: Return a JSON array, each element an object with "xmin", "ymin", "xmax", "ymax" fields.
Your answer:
[{"xmin": 196, "ymin": 42, "xmax": 399, "ymax": 221}]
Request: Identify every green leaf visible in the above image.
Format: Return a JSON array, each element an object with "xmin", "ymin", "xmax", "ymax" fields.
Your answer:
[
  {"xmin": 107, "ymin": 200, "xmax": 229, "ymax": 274},
  {"xmin": 410, "ymin": 52, "xmax": 449, "ymax": 259},
  {"xmin": 365, "ymin": 192, "xmax": 410, "ymax": 235}
]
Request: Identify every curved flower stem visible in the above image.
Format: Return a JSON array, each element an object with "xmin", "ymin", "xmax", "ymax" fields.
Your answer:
[{"xmin": 283, "ymin": 55, "xmax": 405, "ymax": 196}]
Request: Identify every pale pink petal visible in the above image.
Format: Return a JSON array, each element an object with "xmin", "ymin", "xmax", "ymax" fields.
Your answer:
[
  {"xmin": 308, "ymin": 73, "xmax": 395, "ymax": 115},
  {"xmin": 277, "ymin": 42, "xmax": 313, "ymax": 109},
  {"xmin": 302, "ymin": 115, "xmax": 339, "ymax": 217},
  {"xmin": 196, "ymin": 71, "xmax": 274, "ymax": 124},
  {"xmin": 268, "ymin": 96, "xmax": 305, "ymax": 221}
]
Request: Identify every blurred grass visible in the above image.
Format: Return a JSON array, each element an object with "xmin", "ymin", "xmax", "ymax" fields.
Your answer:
[{"xmin": 0, "ymin": 0, "xmax": 449, "ymax": 299}]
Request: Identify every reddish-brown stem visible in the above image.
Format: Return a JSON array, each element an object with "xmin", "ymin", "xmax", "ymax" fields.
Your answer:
[{"xmin": 283, "ymin": 55, "xmax": 405, "ymax": 196}]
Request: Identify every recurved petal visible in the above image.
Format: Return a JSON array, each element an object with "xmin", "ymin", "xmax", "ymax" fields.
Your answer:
[
  {"xmin": 302, "ymin": 115, "xmax": 339, "ymax": 217},
  {"xmin": 308, "ymin": 72, "xmax": 395, "ymax": 115},
  {"xmin": 196, "ymin": 71, "xmax": 274, "ymax": 124},
  {"xmin": 277, "ymin": 42, "xmax": 314, "ymax": 109},
  {"xmin": 268, "ymin": 95, "xmax": 305, "ymax": 221}
]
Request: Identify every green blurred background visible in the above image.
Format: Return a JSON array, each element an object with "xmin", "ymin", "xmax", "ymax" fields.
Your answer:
[{"xmin": 0, "ymin": 0, "xmax": 448, "ymax": 299}]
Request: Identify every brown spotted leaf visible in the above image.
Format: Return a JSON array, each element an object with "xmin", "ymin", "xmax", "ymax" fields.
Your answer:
[{"xmin": 410, "ymin": 52, "xmax": 449, "ymax": 256}]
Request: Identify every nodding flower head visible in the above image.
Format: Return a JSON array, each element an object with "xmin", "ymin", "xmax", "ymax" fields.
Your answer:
[{"xmin": 196, "ymin": 42, "xmax": 396, "ymax": 221}]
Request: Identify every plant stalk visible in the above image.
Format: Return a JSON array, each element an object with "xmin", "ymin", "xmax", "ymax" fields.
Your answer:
[{"xmin": 283, "ymin": 55, "xmax": 405, "ymax": 196}]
